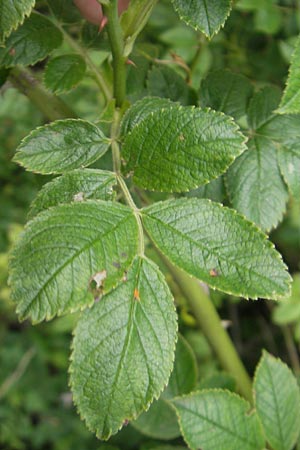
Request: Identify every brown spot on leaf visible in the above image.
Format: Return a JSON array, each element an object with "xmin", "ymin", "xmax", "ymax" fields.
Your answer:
[
  {"xmin": 179, "ymin": 134, "xmax": 185, "ymax": 141},
  {"xmin": 134, "ymin": 288, "xmax": 140, "ymax": 301},
  {"xmin": 113, "ymin": 261, "xmax": 121, "ymax": 269},
  {"xmin": 209, "ymin": 268, "xmax": 219, "ymax": 277},
  {"xmin": 89, "ymin": 270, "xmax": 107, "ymax": 299},
  {"xmin": 121, "ymin": 252, "xmax": 128, "ymax": 259},
  {"xmin": 73, "ymin": 192, "xmax": 84, "ymax": 202},
  {"xmin": 122, "ymin": 271, "xmax": 128, "ymax": 282},
  {"xmin": 9, "ymin": 48, "xmax": 16, "ymax": 56}
]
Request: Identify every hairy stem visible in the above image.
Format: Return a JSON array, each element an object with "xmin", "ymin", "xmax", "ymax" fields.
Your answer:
[
  {"xmin": 103, "ymin": 0, "xmax": 126, "ymax": 107},
  {"xmin": 9, "ymin": 67, "xmax": 76, "ymax": 121},
  {"xmin": 52, "ymin": 19, "xmax": 111, "ymax": 103},
  {"xmin": 162, "ymin": 258, "xmax": 253, "ymax": 402}
]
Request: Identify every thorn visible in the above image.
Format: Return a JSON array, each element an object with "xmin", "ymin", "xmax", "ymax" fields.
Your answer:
[
  {"xmin": 98, "ymin": 16, "xmax": 108, "ymax": 32},
  {"xmin": 126, "ymin": 59, "xmax": 137, "ymax": 68}
]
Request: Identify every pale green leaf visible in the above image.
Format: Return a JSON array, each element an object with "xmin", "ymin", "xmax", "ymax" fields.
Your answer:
[
  {"xmin": 172, "ymin": 390, "xmax": 265, "ymax": 450},
  {"xmin": 171, "ymin": 0, "xmax": 232, "ymax": 38},
  {"xmin": 147, "ymin": 66, "xmax": 197, "ymax": 105},
  {"xmin": 273, "ymin": 274, "xmax": 300, "ymax": 325},
  {"xmin": 0, "ymin": 0, "xmax": 35, "ymax": 44},
  {"xmin": 277, "ymin": 143, "xmax": 300, "ymax": 197},
  {"xmin": 254, "ymin": 351, "xmax": 300, "ymax": 450},
  {"xmin": 121, "ymin": 97, "xmax": 174, "ymax": 137},
  {"xmin": 226, "ymin": 137, "xmax": 288, "ymax": 231},
  {"xmin": 142, "ymin": 198, "xmax": 291, "ymax": 299},
  {"xmin": 28, "ymin": 169, "xmax": 116, "ymax": 218},
  {"xmin": 279, "ymin": 34, "xmax": 300, "ymax": 110},
  {"xmin": 132, "ymin": 335, "xmax": 197, "ymax": 440},
  {"xmin": 122, "ymin": 104, "xmax": 246, "ymax": 192},
  {"xmin": 44, "ymin": 54, "xmax": 86, "ymax": 94},
  {"xmin": 70, "ymin": 256, "xmax": 177, "ymax": 440},
  {"xmin": 9, "ymin": 201, "xmax": 138, "ymax": 322},
  {"xmin": 0, "ymin": 13, "xmax": 62, "ymax": 67},
  {"xmin": 14, "ymin": 119, "xmax": 110, "ymax": 174},
  {"xmin": 200, "ymin": 70, "xmax": 253, "ymax": 120}
]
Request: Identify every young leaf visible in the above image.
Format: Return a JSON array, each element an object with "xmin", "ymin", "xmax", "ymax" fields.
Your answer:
[
  {"xmin": 278, "ymin": 36, "xmax": 300, "ymax": 114},
  {"xmin": 70, "ymin": 257, "xmax": 177, "ymax": 440},
  {"xmin": 200, "ymin": 70, "xmax": 254, "ymax": 120},
  {"xmin": 171, "ymin": 0, "xmax": 232, "ymax": 38},
  {"xmin": 132, "ymin": 335, "xmax": 197, "ymax": 440},
  {"xmin": 147, "ymin": 66, "xmax": 197, "ymax": 106},
  {"xmin": 0, "ymin": 0, "xmax": 35, "ymax": 44},
  {"xmin": 172, "ymin": 390, "xmax": 265, "ymax": 450},
  {"xmin": 122, "ymin": 105, "xmax": 246, "ymax": 192},
  {"xmin": 254, "ymin": 351, "xmax": 300, "ymax": 450},
  {"xmin": 44, "ymin": 54, "xmax": 87, "ymax": 94},
  {"xmin": 28, "ymin": 169, "xmax": 116, "ymax": 218},
  {"xmin": 14, "ymin": 119, "xmax": 110, "ymax": 174},
  {"xmin": 9, "ymin": 201, "xmax": 138, "ymax": 322},
  {"xmin": 0, "ymin": 13, "xmax": 63, "ymax": 68},
  {"xmin": 142, "ymin": 198, "xmax": 291, "ymax": 300},
  {"xmin": 226, "ymin": 137, "xmax": 288, "ymax": 232}
]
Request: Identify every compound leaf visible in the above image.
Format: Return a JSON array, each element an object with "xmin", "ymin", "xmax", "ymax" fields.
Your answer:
[
  {"xmin": 70, "ymin": 256, "xmax": 177, "ymax": 440},
  {"xmin": 171, "ymin": 0, "xmax": 232, "ymax": 38},
  {"xmin": 254, "ymin": 351, "xmax": 300, "ymax": 450},
  {"xmin": 9, "ymin": 201, "xmax": 138, "ymax": 322},
  {"xmin": 278, "ymin": 36, "xmax": 300, "ymax": 114},
  {"xmin": 122, "ymin": 104, "xmax": 246, "ymax": 192},
  {"xmin": 28, "ymin": 169, "xmax": 116, "ymax": 218},
  {"xmin": 14, "ymin": 119, "xmax": 110, "ymax": 174},
  {"xmin": 0, "ymin": 13, "xmax": 62, "ymax": 67},
  {"xmin": 200, "ymin": 70, "xmax": 253, "ymax": 120},
  {"xmin": 132, "ymin": 335, "xmax": 197, "ymax": 440},
  {"xmin": 44, "ymin": 54, "xmax": 86, "ymax": 94},
  {"xmin": 0, "ymin": 0, "xmax": 35, "ymax": 44},
  {"xmin": 142, "ymin": 198, "xmax": 290, "ymax": 299},
  {"xmin": 226, "ymin": 137, "xmax": 288, "ymax": 232},
  {"xmin": 172, "ymin": 390, "xmax": 265, "ymax": 450}
]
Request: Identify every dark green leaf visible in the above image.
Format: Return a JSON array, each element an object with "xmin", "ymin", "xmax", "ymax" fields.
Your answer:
[
  {"xmin": 70, "ymin": 257, "xmax": 177, "ymax": 440},
  {"xmin": 0, "ymin": 13, "xmax": 63, "ymax": 67},
  {"xmin": 147, "ymin": 66, "xmax": 197, "ymax": 106},
  {"xmin": 122, "ymin": 104, "xmax": 246, "ymax": 192},
  {"xmin": 226, "ymin": 137, "xmax": 288, "ymax": 231},
  {"xmin": 0, "ymin": 0, "xmax": 35, "ymax": 44},
  {"xmin": 254, "ymin": 351, "xmax": 300, "ymax": 450},
  {"xmin": 200, "ymin": 70, "xmax": 253, "ymax": 120},
  {"xmin": 172, "ymin": 390, "xmax": 265, "ymax": 450},
  {"xmin": 14, "ymin": 119, "xmax": 110, "ymax": 174},
  {"xmin": 142, "ymin": 198, "xmax": 291, "ymax": 299},
  {"xmin": 171, "ymin": 0, "xmax": 232, "ymax": 38},
  {"xmin": 278, "ymin": 36, "xmax": 300, "ymax": 114},
  {"xmin": 9, "ymin": 201, "xmax": 138, "ymax": 322},
  {"xmin": 44, "ymin": 54, "xmax": 86, "ymax": 94},
  {"xmin": 28, "ymin": 169, "xmax": 116, "ymax": 218}
]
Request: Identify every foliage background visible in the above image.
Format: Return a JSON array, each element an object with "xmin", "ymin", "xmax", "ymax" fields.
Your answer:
[{"xmin": 1, "ymin": 0, "xmax": 300, "ymax": 448}]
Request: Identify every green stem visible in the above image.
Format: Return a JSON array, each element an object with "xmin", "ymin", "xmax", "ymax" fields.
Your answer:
[
  {"xmin": 53, "ymin": 19, "xmax": 111, "ymax": 102},
  {"xmin": 9, "ymin": 66, "xmax": 76, "ymax": 121},
  {"xmin": 162, "ymin": 258, "xmax": 253, "ymax": 403},
  {"xmin": 103, "ymin": 0, "xmax": 126, "ymax": 107}
]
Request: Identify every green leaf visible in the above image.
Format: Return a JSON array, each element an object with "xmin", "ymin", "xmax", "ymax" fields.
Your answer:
[
  {"xmin": 121, "ymin": 97, "xmax": 174, "ymax": 137},
  {"xmin": 14, "ymin": 119, "xmax": 110, "ymax": 174},
  {"xmin": 28, "ymin": 169, "xmax": 116, "ymax": 218},
  {"xmin": 132, "ymin": 335, "xmax": 197, "ymax": 440},
  {"xmin": 226, "ymin": 137, "xmax": 288, "ymax": 231},
  {"xmin": 278, "ymin": 36, "xmax": 300, "ymax": 114},
  {"xmin": 44, "ymin": 54, "xmax": 86, "ymax": 94},
  {"xmin": 0, "ymin": 13, "xmax": 63, "ymax": 67},
  {"xmin": 172, "ymin": 390, "xmax": 265, "ymax": 450},
  {"xmin": 171, "ymin": 0, "xmax": 232, "ymax": 38},
  {"xmin": 277, "ymin": 144, "xmax": 300, "ymax": 197},
  {"xmin": 247, "ymin": 86, "xmax": 282, "ymax": 130},
  {"xmin": 142, "ymin": 198, "xmax": 291, "ymax": 299},
  {"xmin": 273, "ymin": 274, "xmax": 300, "ymax": 325},
  {"xmin": 46, "ymin": 0, "xmax": 81, "ymax": 24},
  {"xmin": 200, "ymin": 70, "xmax": 254, "ymax": 120},
  {"xmin": 254, "ymin": 351, "xmax": 300, "ymax": 450},
  {"xmin": 70, "ymin": 256, "xmax": 177, "ymax": 440},
  {"xmin": 147, "ymin": 66, "xmax": 197, "ymax": 106},
  {"xmin": 0, "ymin": 0, "xmax": 35, "ymax": 44},
  {"xmin": 122, "ymin": 104, "xmax": 246, "ymax": 192},
  {"xmin": 9, "ymin": 201, "xmax": 138, "ymax": 322}
]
